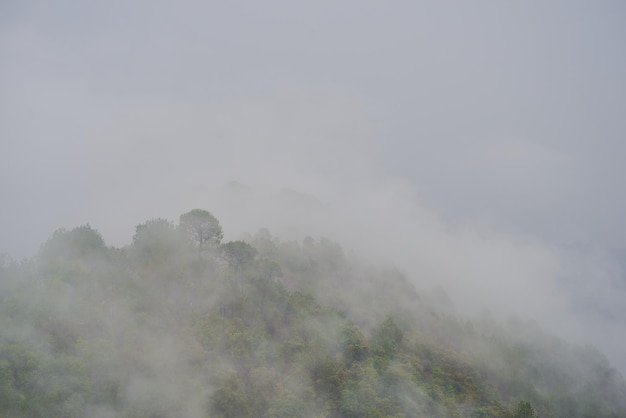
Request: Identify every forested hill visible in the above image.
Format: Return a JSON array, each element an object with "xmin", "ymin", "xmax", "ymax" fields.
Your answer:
[{"xmin": 1, "ymin": 209, "xmax": 625, "ymax": 417}]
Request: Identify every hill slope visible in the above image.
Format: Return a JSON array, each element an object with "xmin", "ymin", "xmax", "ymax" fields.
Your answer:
[{"xmin": 1, "ymin": 211, "xmax": 625, "ymax": 417}]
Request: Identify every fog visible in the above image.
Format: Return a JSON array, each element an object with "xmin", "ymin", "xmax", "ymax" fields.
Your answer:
[{"xmin": 2, "ymin": 0, "xmax": 626, "ymax": 378}]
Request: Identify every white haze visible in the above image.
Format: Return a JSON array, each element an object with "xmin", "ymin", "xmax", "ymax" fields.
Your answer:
[{"xmin": 2, "ymin": 1, "xmax": 626, "ymax": 374}]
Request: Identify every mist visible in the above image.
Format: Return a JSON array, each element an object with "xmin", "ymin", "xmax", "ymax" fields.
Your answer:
[{"xmin": 2, "ymin": 0, "xmax": 626, "ymax": 411}]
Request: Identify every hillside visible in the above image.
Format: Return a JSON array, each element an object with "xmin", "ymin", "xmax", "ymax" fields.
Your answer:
[{"xmin": 1, "ymin": 209, "xmax": 625, "ymax": 417}]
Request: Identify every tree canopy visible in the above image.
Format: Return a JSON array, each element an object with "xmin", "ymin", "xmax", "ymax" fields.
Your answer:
[
  {"xmin": 221, "ymin": 240, "xmax": 258, "ymax": 270},
  {"xmin": 1, "ymin": 209, "xmax": 625, "ymax": 417},
  {"xmin": 179, "ymin": 209, "xmax": 223, "ymax": 256}
]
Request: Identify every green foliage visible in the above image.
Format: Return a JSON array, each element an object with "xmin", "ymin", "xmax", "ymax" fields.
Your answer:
[
  {"xmin": 265, "ymin": 392, "xmax": 310, "ymax": 417},
  {"xmin": 372, "ymin": 317, "xmax": 404, "ymax": 360},
  {"xmin": 132, "ymin": 218, "xmax": 180, "ymax": 261},
  {"xmin": 342, "ymin": 323, "xmax": 369, "ymax": 365},
  {"xmin": 1, "ymin": 213, "xmax": 625, "ymax": 418},
  {"xmin": 221, "ymin": 240, "xmax": 258, "ymax": 270},
  {"xmin": 509, "ymin": 401, "xmax": 538, "ymax": 418},
  {"xmin": 309, "ymin": 354, "xmax": 347, "ymax": 407},
  {"xmin": 39, "ymin": 225, "xmax": 107, "ymax": 262},
  {"xmin": 37, "ymin": 225, "xmax": 108, "ymax": 286},
  {"xmin": 179, "ymin": 208, "xmax": 223, "ymax": 255},
  {"xmin": 211, "ymin": 373, "xmax": 253, "ymax": 418}
]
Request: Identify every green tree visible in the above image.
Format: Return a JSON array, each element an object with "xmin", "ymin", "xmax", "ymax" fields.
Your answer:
[
  {"xmin": 372, "ymin": 317, "xmax": 404, "ymax": 360},
  {"xmin": 342, "ymin": 323, "xmax": 369, "ymax": 366},
  {"xmin": 179, "ymin": 209, "xmax": 223, "ymax": 257},
  {"xmin": 509, "ymin": 401, "xmax": 539, "ymax": 418},
  {"xmin": 39, "ymin": 225, "xmax": 107, "ymax": 262},
  {"xmin": 132, "ymin": 218, "xmax": 179, "ymax": 261},
  {"xmin": 38, "ymin": 225, "xmax": 108, "ymax": 283},
  {"xmin": 221, "ymin": 241, "xmax": 258, "ymax": 271},
  {"xmin": 211, "ymin": 373, "xmax": 252, "ymax": 418}
]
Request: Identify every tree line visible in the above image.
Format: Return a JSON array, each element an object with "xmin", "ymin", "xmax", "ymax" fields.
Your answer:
[{"xmin": 0, "ymin": 209, "xmax": 624, "ymax": 417}]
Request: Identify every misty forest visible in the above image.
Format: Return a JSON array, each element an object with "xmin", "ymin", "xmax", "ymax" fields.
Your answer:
[
  {"xmin": 3, "ymin": 0, "xmax": 626, "ymax": 417},
  {"xmin": 1, "ymin": 209, "xmax": 625, "ymax": 418}
]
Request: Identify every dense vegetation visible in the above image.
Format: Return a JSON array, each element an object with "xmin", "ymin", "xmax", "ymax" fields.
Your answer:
[{"xmin": 1, "ymin": 209, "xmax": 625, "ymax": 417}]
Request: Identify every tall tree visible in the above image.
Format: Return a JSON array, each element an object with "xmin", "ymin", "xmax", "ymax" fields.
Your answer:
[
  {"xmin": 132, "ymin": 218, "xmax": 180, "ymax": 263},
  {"xmin": 39, "ymin": 224, "xmax": 107, "ymax": 262},
  {"xmin": 179, "ymin": 209, "xmax": 223, "ymax": 257},
  {"xmin": 509, "ymin": 401, "xmax": 539, "ymax": 418},
  {"xmin": 221, "ymin": 241, "xmax": 257, "ymax": 271}
]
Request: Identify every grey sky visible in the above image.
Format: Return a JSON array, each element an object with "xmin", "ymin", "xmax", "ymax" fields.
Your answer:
[{"xmin": 2, "ymin": 1, "xmax": 626, "ymax": 371}]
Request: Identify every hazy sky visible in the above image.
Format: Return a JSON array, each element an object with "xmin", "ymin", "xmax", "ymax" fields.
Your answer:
[{"xmin": 2, "ymin": 1, "xmax": 626, "ymax": 370}]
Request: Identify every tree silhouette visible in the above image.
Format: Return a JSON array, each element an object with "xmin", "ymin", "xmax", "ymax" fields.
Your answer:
[{"xmin": 179, "ymin": 209, "xmax": 223, "ymax": 258}]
